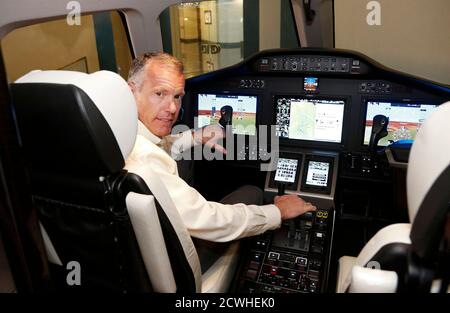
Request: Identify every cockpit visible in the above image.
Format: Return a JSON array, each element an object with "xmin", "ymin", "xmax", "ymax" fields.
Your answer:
[
  {"xmin": 179, "ymin": 47, "xmax": 449, "ymax": 293},
  {"xmin": 0, "ymin": 0, "xmax": 449, "ymax": 297}
]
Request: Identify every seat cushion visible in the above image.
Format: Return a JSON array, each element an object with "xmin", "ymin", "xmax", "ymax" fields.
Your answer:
[{"xmin": 201, "ymin": 241, "xmax": 240, "ymax": 293}]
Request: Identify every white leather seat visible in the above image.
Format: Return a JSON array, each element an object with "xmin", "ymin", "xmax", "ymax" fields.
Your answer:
[
  {"xmin": 336, "ymin": 101, "xmax": 450, "ymax": 293},
  {"xmin": 126, "ymin": 161, "xmax": 240, "ymax": 292},
  {"xmin": 336, "ymin": 224, "xmax": 411, "ymax": 293},
  {"xmin": 12, "ymin": 70, "xmax": 240, "ymax": 293}
]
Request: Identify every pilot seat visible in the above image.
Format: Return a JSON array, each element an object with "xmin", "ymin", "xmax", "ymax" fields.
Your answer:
[{"xmin": 11, "ymin": 70, "xmax": 239, "ymax": 292}]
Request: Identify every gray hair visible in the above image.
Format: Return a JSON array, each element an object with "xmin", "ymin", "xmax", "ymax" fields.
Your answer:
[{"xmin": 127, "ymin": 52, "xmax": 184, "ymax": 89}]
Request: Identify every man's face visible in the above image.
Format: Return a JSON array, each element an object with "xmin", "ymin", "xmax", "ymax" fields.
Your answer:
[{"xmin": 131, "ymin": 61, "xmax": 185, "ymax": 137}]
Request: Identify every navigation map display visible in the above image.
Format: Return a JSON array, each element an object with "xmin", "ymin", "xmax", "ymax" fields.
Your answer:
[
  {"xmin": 275, "ymin": 97, "xmax": 345, "ymax": 143},
  {"xmin": 197, "ymin": 93, "xmax": 257, "ymax": 135},
  {"xmin": 363, "ymin": 101, "xmax": 438, "ymax": 146}
]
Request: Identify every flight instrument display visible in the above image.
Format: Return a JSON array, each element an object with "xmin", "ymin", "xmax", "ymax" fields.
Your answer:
[{"xmin": 275, "ymin": 97, "xmax": 345, "ymax": 143}]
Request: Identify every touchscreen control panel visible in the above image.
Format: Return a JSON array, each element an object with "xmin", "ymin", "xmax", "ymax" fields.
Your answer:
[
  {"xmin": 267, "ymin": 154, "xmax": 303, "ymax": 192},
  {"xmin": 265, "ymin": 151, "xmax": 338, "ymax": 200},
  {"xmin": 305, "ymin": 161, "xmax": 329, "ymax": 187},
  {"xmin": 300, "ymin": 155, "xmax": 335, "ymax": 195},
  {"xmin": 274, "ymin": 158, "xmax": 299, "ymax": 183}
]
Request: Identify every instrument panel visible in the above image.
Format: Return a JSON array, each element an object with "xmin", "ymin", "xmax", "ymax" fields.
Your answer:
[
  {"xmin": 183, "ymin": 48, "xmax": 449, "ymax": 293},
  {"xmin": 183, "ymin": 48, "xmax": 449, "ymax": 175}
]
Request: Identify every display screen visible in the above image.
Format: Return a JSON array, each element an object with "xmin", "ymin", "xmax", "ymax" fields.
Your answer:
[
  {"xmin": 274, "ymin": 158, "xmax": 299, "ymax": 183},
  {"xmin": 363, "ymin": 101, "xmax": 438, "ymax": 146},
  {"xmin": 305, "ymin": 161, "xmax": 330, "ymax": 187},
  {"xmin": 197, "ymin": 93, "xmax": 257, "ymax": 135},
  {"xmin": 275, "ymin": 97, "xmax": 345, "ymax": 143},
  {"xmin": 304, "ymin": 77, "xmax": 318, "ymax": 92}
]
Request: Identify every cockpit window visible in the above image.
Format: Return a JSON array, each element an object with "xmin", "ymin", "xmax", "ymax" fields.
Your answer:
[
  {"xmin": 160, "ymin": 0, "xmax": 299, "ymax": 78},
  {"xmin": 1, "ymin": 11, "xmax": 132, "ymax": 83}
]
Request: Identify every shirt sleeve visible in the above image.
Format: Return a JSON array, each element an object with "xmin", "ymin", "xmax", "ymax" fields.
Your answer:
[{"xmin": 166, "ymin": 173, "xmax": 282, "ymax": 242}]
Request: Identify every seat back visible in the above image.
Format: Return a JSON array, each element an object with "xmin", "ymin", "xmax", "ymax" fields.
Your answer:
[
  {"xmin": 407, "ymin": 101, "xmax": 450, "ymax": 255},
  {"xmin": 406, "ymin": 101, "xmax": 450, "ymax": 291},
  {"xmin": 11, "ymin": 70, "xmax": 200, "ymax": 292}
]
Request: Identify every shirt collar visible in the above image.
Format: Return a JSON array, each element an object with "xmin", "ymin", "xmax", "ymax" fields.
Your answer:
[{"xmin": 137, "ymin": 120, "xmax": 162, "ymax": 145}]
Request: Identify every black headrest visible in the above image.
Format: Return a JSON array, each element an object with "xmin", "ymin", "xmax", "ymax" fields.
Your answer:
[{"xmin": 10, "ymin": 70, "xmax": 138, "ymax": 178}]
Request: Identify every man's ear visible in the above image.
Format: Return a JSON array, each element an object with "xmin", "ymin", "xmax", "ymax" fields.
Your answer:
[
  {"xmin": 128, "ymin": 81, "xmax": 136, "ymax": 94},
  {"xmin": 177, "ymin": 107, "xmax": 184, "ymax": 122}
]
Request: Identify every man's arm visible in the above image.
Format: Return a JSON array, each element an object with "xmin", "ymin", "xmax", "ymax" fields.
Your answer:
[
  {"xmin": 129, "ymin": 135, "xmax": 315, "ymax": 242},
  {"xmin": 126, "ymin": 138, "xmax": 279, "ymax": 242}
]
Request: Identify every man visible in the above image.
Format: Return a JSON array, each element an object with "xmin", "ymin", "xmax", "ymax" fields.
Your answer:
[{"xmin": 125, "ymin": 52, "xmax": 316, "ymax": 243}]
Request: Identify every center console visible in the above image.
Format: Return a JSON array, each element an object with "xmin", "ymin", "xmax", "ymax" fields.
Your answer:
[{"xmin": 235, "ymin": 151, "xmax": 338, "ymax": 293}]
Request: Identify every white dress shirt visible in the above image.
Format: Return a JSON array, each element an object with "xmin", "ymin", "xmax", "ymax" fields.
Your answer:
[{"xmin": 125, "ymin": 121, "xmax": 281, "ymax": 242}]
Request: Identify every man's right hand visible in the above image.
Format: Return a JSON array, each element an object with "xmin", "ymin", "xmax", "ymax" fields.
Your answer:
[
  {"xmin": 192, "ymin": 124, "xmax": 227, "ymax": 154},
  {"xmin": 274, "ymin": 194, "xmax": 317, "ymax": 220}
]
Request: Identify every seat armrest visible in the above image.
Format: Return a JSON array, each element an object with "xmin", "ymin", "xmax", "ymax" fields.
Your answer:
[
  {"xmin": 349, "ymin": 266, "xmax": 398, "ymax": 293},
  {"xmin": 338, "ymin": 223, "xmax": 410, "ymax": 292},
  {"xmin": 355, "ymin": 223, "xmax": 411, "ymax": 267}
]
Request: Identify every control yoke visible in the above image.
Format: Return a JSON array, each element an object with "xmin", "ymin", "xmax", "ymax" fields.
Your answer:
[
  {"xmin": 219, "ymin": 105, "xmax": 233, "ymax": 128},
  {"xmin": 277, "ymin": 184, "xmax": 285, "ymax": 197},
  {"xmin": 216, "ymin": 105, "xmax": 233, "ymax": 152},
  {"xmin": 368, "ymin": 114, "xmax": 389, "ymax": 156}
]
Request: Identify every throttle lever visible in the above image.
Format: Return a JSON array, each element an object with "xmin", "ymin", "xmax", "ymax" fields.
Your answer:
[{"xmin": 278, "ymin": 184, "xmax": 296, "ymax": 239}]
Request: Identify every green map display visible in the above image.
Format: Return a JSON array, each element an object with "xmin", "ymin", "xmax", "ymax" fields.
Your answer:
[{"xmin": 275, "ymin": 97, "xmax": 345, "ymax": 143}]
